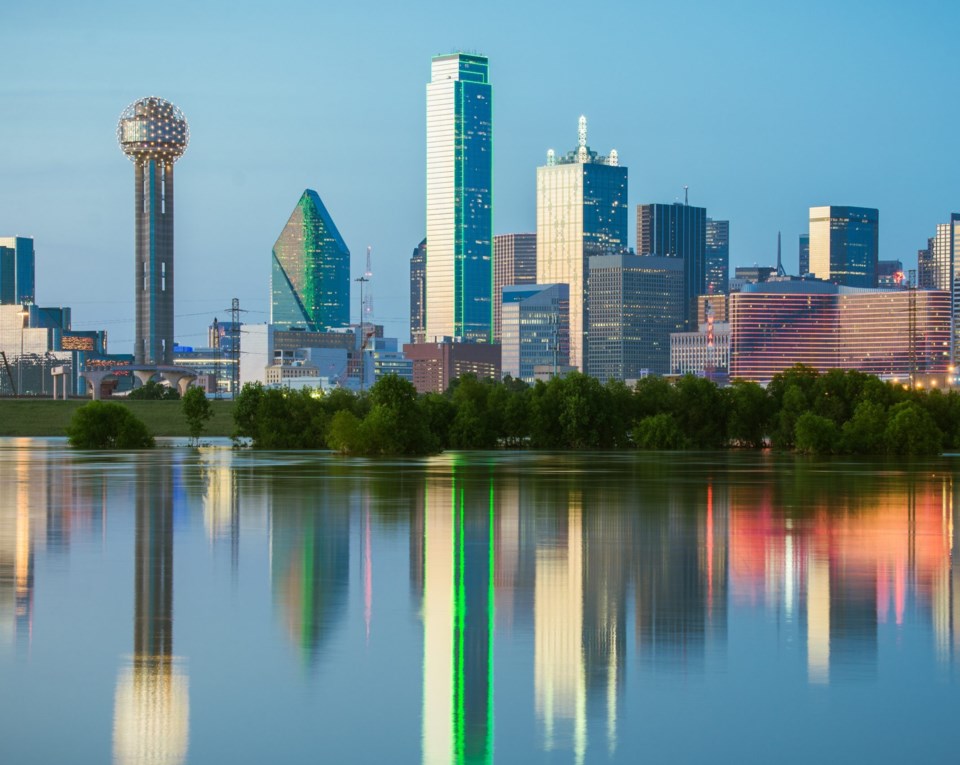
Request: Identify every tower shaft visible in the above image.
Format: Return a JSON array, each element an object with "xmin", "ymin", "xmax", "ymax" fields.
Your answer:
[{"xmin": 134, "ymin": 159, "xmax": 175, "ymax": 365}]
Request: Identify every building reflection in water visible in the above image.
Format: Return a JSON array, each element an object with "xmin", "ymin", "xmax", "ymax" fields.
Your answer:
[
  {"xmin": 113, "ymin": 456, "xmax": 189, "ymax": 765},
  {"xmin": 269, "ymin": 470, "xmax": 350, "ymax": 668},
  {"xmin": 418, "ymin": 463, "xmax": 494, "ymax": 765}
]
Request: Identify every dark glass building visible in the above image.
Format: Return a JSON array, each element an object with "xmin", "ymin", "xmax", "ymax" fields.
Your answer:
[
  {"xmin": 637, "ymin": 202, "xmax": 706, "ymax": 330},
  {"xmin": 271, "ymin": 190, "xmax": 350, "ymax": 331},
  {"xmin": 705, "ymin": 219, "xmax": 729, "ymax": 294},
  {"xmin": 799, "ymin": 234, "xmax": 810, "ymax": 276},
  {"xmin": 587, "ymin": 254, "xmax": 685, "ymax": 381},
  {"xmin": 808, "ymin": 206, "xmax": 879, "ymax": 288},
  {"xmin": 0, "ymin": 237, "xmax": 35, "ymax": 305},
  {"xmin": 410, "ymin": 238, "xmax": 426, "ymax": 344}
]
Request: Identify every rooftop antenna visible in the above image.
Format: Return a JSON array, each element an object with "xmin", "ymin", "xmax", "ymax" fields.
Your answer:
[
  {"xmin": 684, "ymin": 185, "xmax": 689, "ymax": 205},
  {"xmin": 577, "ymin": 115, "xmax": 588, "ymax": 164},
  {"xmin": 776, "ymin": 231, "xmax": 786, "ymax": 276}
]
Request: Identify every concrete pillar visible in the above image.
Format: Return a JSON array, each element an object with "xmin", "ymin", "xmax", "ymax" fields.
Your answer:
[
  {"xmin": 133, "ymin": 369, "xmax": 156, "ymax": 388},
  {"xmin": 80, "ymin": 370, "xmax": 111, "ymax": 400}
]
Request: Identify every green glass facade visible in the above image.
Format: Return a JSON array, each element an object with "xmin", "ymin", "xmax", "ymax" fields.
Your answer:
[{"xmin": 271, "ymin": 190, "xmax": 350, "ymax": 331}]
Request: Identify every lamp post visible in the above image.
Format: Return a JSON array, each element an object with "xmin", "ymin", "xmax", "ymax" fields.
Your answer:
[{"xmin": 18, "ymin": 307, "xmax": 29, "ymax": 398}]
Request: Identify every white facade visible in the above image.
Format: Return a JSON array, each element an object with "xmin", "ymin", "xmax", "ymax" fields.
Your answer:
[{"xmin": 670, "ymin": 322, "xmax": 731, "ymax": 376}]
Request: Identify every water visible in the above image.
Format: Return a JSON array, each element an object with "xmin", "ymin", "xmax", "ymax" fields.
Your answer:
[{"xmin": 1, "ymin": 439, "xmax": 958, "ymax": 764}]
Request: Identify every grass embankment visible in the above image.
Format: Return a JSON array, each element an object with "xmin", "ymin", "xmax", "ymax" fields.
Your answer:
[{"xmin": 0, "ymin": 399, "xmax": 236, "ymax": 438}]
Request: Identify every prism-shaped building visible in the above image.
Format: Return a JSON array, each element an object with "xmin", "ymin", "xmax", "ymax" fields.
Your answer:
[{"xmin": 271, "ymin": 190, "xmax": 350, "ymax": 331}]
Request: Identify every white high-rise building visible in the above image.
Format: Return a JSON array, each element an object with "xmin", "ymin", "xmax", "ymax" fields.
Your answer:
[
  {"xmin": 425, "ymin": 53, "xmax": 492, "ymax": 344},
  {"xmin": 536, "ymin": 117, "xmax": 627, "ymax": 371}
]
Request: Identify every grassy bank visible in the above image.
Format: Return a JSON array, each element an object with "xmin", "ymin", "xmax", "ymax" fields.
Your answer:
[{"xmin": 0, "ymin": 398, "xmax": 237, "ymax": 438}]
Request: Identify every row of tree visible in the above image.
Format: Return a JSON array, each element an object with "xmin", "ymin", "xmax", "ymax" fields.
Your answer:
[{"xmin": 232, "ymin": 366, "xmax": 955, "ymax": 456}]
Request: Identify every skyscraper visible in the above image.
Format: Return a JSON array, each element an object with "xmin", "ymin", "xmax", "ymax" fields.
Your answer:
[
  {"xmin": 924, "ymin": 213, "xmax": 960, "ymax": 360},
  {"xmin": 637, "ymin": 202, "xmax": 706, "ymax": 330},
  {"xmin": 425, "ymin": 53, "xmax": 493, "ymax": 343},
  {"xmin": 808, "ymin": 206, "xmax": 879, "ymax": 288},
  {"xmin": 705, "ymin": 219, "xmax": 729, "ymax": 295},
  {"xmin": 0, "ymin": 237, "xmax": 35, "ymax": 305},
  {"xmin": 117, "ymin": 97, "xmax": 189, "ymax": 366},
  {"xmin": 587, "ymin": 254, "xmax": 685, "ymax": 381},
  {"xmin": 799, "ymin": 234, "xmax": 810, "ymax": 276},
  {"xmin": 493, "ymin": 233, "xmax": 537, "ymax": 343},
  {"xmin": 409, "ymin": 238, "xmax": 426, "ymax": 344},
  {"xmin": 271, "ymin": 190, "xmax": 350, "ymax": 331},
  {"xmin": 500, "ymin": 283, "xmax": 569, "ymax": 383},
  {"xmin": 537, "ymin": 117, "xmax": 627, "ymax": 371}
]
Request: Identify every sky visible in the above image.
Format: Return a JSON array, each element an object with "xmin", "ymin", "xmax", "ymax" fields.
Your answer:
[{"xmin": 1, "ymin": 0, "xmax": 958, "ymax": 347}]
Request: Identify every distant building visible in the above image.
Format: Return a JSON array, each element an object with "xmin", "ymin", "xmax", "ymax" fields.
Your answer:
[
  {"xmin": 734, "ymin": 265, "xmax": 777, "ymax": 284},
  {"xmin": 877, "ymin": 259, "xmax": 905, "ymax": 288},
  {"xmin": 587, "ymin": 254, "xmax": 685, "ymax": 381},
  {"xmin": 271, "ymin": 189, "xmax": 350, "ymax": 331},
  {"xmin": 537, "ymin": 116, "xmax": 627, "ymax": 371},
  {"xmin": 0, "ymin": 304, "xmax": 73, "ymax": 396},
  {"xmin": 410, "ymin": 239, "xmax": 426, "ymax": 344},
  {"xmin": 697, "ymin": 294, "xmax": 728, "ymax": 325},
  {"xmin": 808, "ymin": 206, "xmax": 879, "ymax": 288},
  {"xmin": 493, "ymin": 233, "xmax": 537, "ymax": 344},
  {"xmin": 799, "ymin": 234, "xmax": 810, "ymax": 276},
  {"xmin": 637, "ymin": 202, "xmax": 706, "ymax": 330},
  {"xmin": 670, "ymin": 321, "xmax": 731, "ymax": 378},
  {"xmin": 500, "ymin": 283, "xmax": 569, "ymax": 384},
  {"xmin": 705, "ymin": 219, "xmax": 729, "ymax": 295},
  {"xmin": 240, "ymin": 325, "xmax": 357, "ymax": 388},
  {"xmin": 425, "ymin": 53, "xmax": 493, "ymax": 343},
  {"xmin": 363, "ymin": 337, "xmax": 414, "ymax": 387},
  {"xmin": 918, "ymin": 238, "xmax": 936, "ymax": 290},
  {"xmin": 924, "ymin": 213, "xmax": 960, "ymax": 361},
  {"xmin": 0, "ymin": 237, "xmax": 35, "ymax": 305},
  {"xmin": 402, "ymin": 341, "xmax": 501, "ymax": 394},
  {"xmin": 729, "ymin": 282, "xmax": 950, "ymax": 382}
]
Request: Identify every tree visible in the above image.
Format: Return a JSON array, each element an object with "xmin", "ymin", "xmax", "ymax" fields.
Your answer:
[
  {"xmin": 725, "ymin": 380, "xmax": 771, "ymax": 448},
  {"xmin": 793, "ymin": 412, "xmax": 840, "ymax": 455},
  {"xmin": 182, "ymin": 386, "xmax": 213, "ymax": 446},
  {"xmin": 840, "ymin": 400, "xmax": 887, "ymax": 454},
  {"xmin": 67, "ymin": 401, "xmax": 155, "ymax": 449},
  {"xmin": 632, "ymin": 413, "xmax": 687, "ymax": 450},
  {"xmin": 674, "ymin": 375, "xmax": 726, "ymax": 448},
  {"xmin": 884, "ymin": 401, "xmax": 943, "ymax": 455},
  {"xmin": 327, "ymin": 409, "xmax": 363, "ymax": 453},
  {"xmin": 127, "ymin": 379, "xmax": 180, "ymax": 400}
]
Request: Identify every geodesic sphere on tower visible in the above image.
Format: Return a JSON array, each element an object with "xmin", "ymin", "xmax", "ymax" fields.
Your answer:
[{"xmin": 117, "ymin": 97, "xmax": 189, "ymax": 163}]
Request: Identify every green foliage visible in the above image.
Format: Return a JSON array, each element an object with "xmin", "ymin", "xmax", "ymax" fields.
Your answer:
[
  {"xmin": 674, "ymin": 375, "xmax": 726, "ymax": 448},
  {"xmin": 725, "ymin": 380, "xmax": 771, "ymax": 448},
  {"xmin": 840, "ymin": 400, "xmax": 887, "ymax": 454},
  {"xmin": 632, "ymin": 413, "xmax": 687, "ymax": 450},
  {"xmin": 181, "ymin": 386, "xmax": 213, "ymax": 445},
  {"xmin": 327, "ymin": 409, "xmax": 362, "ymax": 454},
  {"xmin": 794, "ymin": 412, "xmax": 840, "ymax": 455},
  {"xmin": 127, "ymin": 379, "xmax": 180, "ymax": 400},
  {"xmin": 884, "ymin": 401, "xmax": 943, "ymax": 455},
  {"xmin": 67, "ymin": 401, "xmax": 155, "ymax": 449}
]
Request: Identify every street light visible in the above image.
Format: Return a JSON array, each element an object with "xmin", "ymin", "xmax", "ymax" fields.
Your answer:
[{"xmin": 18, "ymin": 307, "xmax": 29, "ymax": 398}]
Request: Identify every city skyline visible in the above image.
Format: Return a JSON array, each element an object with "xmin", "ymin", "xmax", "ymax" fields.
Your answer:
[{"xmin": 2, "ymin": 1, "xmax": 959, "ymax": 346}]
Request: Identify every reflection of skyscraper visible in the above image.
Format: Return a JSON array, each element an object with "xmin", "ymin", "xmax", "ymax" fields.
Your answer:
[
  {"xmin": 420, "ymin": 467, "xmax": 493, "ymax": 765},
  {"xmin": 270, "ymin": 478, "xmax": 350, "ymax": 666},
  {"xmin": 113, "ymin": 456, "xmax": 189, "ymax": 765}
]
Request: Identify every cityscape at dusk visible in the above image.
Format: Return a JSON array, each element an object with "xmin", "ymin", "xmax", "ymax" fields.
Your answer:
[{"xmin": 3, "ymin": 2, "xmax": 960, "ymax": 764}]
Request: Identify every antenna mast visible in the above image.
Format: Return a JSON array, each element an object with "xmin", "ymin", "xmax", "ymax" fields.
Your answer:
[{"xmin": 363, "ymin": 246, "xmax": 374, "ymax": 324}]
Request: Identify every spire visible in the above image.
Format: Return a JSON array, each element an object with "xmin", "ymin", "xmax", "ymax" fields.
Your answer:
[{"xmin": 577, "ymin": 115, "xmax": 588, "ymax": 164}]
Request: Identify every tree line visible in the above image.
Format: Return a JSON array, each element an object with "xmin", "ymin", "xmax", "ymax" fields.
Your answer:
[{"xmin": 231, "ymin": 365, "xmax": 955, "ymax": 456}]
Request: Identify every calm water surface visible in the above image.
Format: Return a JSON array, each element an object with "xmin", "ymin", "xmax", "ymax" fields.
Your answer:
[{"xmin": 1, "ymin": 438, "xmax": 958, "ymax": 764}]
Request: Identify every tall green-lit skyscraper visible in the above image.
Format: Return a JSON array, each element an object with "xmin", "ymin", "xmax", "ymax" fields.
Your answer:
[
  {"xmin": 425, "ymin": 53, "xmax": 493, "ymax": 344},
  {"xmin": 271, "ymin": 190, "xmax": 350, "ymax": 331}
]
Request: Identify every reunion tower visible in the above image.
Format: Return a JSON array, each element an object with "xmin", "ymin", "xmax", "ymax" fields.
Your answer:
[{"xmin": 117, "ymin": 97, "xmax": 189, "ymax": 365}]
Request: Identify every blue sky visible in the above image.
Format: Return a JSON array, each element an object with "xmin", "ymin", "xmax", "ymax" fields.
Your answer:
[{"xmin": 1, "ymin": 0, "xmax": 957, "ymax": 346}]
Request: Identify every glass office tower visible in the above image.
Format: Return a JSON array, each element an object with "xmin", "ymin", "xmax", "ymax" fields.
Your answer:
[
  {"xmin": 271, "ymin": 189, "xmax": 350, "ymax": 331},
  {"xmin": 410, "ymin": 238, "xmax": 427, "ymax": 344},
  {"xmin": 808, "ymin": 206, "xmax": 879, "ymax": 288},
  {"xmin": 924, "ymin": 213, "xmax": 960, "ymax": 361},
  {"xmin": 425, "ymin": 53, "xmax": 493, "ymax": 343},
  {"xmin": 117, "ymin": 97, "xmax": 189, "ymax": 366},
  {"xmin": 799, "ymin": 234, "xmax": 810, "ymax": 276},
  {"xmin": 0, "ymin": 237, "xmax": 35, "ymax": 305},
  {"xmin": 705, "ymin": 219, "xmax": 729, "ymax": 294},
  {"xmin": 637, "ymin": 202, "xmax": 707, "ymax": 331},
  {"xmin": 537, "ymin": 117, "xmax": 627, "ymax": 371}
]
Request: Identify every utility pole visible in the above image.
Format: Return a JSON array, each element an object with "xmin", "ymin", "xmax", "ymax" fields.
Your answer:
[
  {"xmin": 355, "ymin": 276, "xmax": 369, "ymax": 393},
  {"xmin": 231, "ymin": 299, "xmax": 240, "ymax": 398}
]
